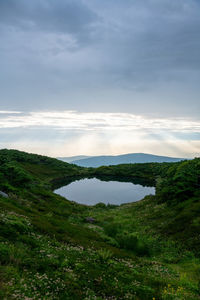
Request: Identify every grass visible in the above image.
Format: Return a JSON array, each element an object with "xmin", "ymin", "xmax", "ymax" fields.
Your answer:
[{"xmin": 0, "ymin": 149, "xmax": 199, "ymax": 299}]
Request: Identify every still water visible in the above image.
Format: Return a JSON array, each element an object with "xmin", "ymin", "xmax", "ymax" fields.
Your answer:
[{"xmin": 54, "ymin": 178, "xmax": 155, "ymax": 206}]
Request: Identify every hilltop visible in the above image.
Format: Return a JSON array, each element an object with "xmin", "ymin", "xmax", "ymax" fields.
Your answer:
[{"xmin": 0, "ymin": 149, "xmax": 199, "ymax": 299}]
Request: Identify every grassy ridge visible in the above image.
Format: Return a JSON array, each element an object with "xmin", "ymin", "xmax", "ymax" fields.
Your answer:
[{"xmin": 0, "ymin": 149, "xmax": 199, "ymax": 299}]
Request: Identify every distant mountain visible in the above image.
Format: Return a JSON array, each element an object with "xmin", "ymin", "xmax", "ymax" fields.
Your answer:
[
  {"xmin": 71, "ymin": 153, "xmax": 186, "ymax": 167},
  {"xmin": 57, "ymin": 155, "xmax": 91, "ymax": 163}
]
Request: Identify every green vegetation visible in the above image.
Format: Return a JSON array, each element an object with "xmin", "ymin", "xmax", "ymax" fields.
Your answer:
[{"xmin": 0, "ymin": 149, "xmax": 199, "ymax": 299}]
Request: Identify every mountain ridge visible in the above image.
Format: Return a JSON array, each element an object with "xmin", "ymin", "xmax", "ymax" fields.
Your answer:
[{"xmin": 65, "ymin": 152, "xmax": 187, "ymax": 167}]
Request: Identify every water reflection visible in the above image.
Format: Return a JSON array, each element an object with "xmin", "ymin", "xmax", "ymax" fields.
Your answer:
[{"xmin": 54, "ymin": 178, "xmax": 155, "ymax": 206}]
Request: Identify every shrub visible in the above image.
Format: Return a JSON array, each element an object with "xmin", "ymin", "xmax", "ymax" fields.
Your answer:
[
  {"xmin": 0, "ymin": 243, "xmax": 10, "ymax": 264},
  {"xmin": 104, "ymin": 222, "xmax": 121, "ymax": 238},
  {"xmin": 97, "ymin": 248, "xmax": 113, "ymax": 261},
  {"xmin": 116, "ymin": 233, "xmax": 149, "ymax": 256},
  {"xmin": 94, "ymin": 202, "xmax": 107, "ymax": 208}
]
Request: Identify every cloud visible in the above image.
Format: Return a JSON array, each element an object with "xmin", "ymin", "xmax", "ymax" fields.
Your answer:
[
  {"xmin": 0, "ymin": 111, "xmax": 22, "ymax": 114},
  {"xmin": 0, "ymin": 110, "xmax": 199, "ymax": 158},
  {"xmin": 0, "ymin": 0, "xmax": 98, "ymax": 37},
  {"xmin": 0, "ymin": 0, "xmax": 199, "ymax": 116},
  {"xmin": 0, "ymin": 110, "xmax": 199, "ymax": 132}
]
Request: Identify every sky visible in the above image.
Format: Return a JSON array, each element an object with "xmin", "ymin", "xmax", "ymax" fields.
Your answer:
[{"xmin": 0, "ymin": 0, "xmax": 200, "ymax": 157}]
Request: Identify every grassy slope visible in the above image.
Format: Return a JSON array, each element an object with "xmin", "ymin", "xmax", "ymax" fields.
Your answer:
[{"xmin": 0, "ymin": 149, "xmax": 199, "ymax": 299}]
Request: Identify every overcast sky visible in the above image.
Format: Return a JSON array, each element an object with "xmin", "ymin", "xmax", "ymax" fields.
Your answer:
[{"xmin": 0, "ymin": 0, "xmax": 200, "ymax": 157}]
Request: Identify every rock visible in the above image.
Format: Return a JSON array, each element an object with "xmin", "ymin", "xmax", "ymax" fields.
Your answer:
[
  {"xmin": 0, "ymin": 191, "xmax": 9, "ymax": 198},
  {"xmin": 85, "ymin": 217, "xmax": 95, "ymax": 224}
]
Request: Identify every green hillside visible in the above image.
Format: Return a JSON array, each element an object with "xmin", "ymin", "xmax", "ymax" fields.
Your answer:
[{"xmin": 0, "ymin": 149, "xmax": 199, "ymax": 299}]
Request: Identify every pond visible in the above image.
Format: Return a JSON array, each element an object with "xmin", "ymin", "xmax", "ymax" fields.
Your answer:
[{"xmin": 54, "ymin": 178, "xmax": 155, "ymax": 206}]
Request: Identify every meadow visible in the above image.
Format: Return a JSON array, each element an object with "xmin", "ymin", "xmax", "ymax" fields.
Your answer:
[{"xmin": 0, "ymin": 149, "xmax": 199, "ymax": 299}]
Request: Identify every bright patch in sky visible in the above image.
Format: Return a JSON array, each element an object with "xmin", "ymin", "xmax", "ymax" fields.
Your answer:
[{"xmin": 0, "ymin": 110, "xmax": 199, "ymax": 158}]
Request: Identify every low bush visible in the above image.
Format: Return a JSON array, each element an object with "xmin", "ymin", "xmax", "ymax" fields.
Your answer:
[{"xmin": 116, "ymin": 233, "xmax": 149, "ymax": 255}]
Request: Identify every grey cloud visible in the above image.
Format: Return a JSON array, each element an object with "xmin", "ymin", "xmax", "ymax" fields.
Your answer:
[
  {"xmin": 0, "ymin": 0, "xmax": 200, "ymax": 117},
  {"xmin": 0, "ymin": 0, "xmax": 98, "ymax": 35}
]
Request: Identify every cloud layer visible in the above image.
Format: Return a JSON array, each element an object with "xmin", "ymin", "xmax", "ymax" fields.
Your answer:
[
  {"xmin": 0, "ymin": 110, "xmax": 200, "ymax": 131},
  {"xmin": 0, "ymin": 0, "xmax": 200, "ymax": 116},
  {"xmin": 0, "ymin": 110, "xmax": 199, "ymax": 157}
]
